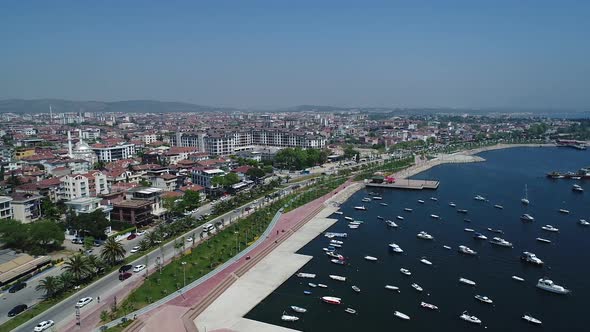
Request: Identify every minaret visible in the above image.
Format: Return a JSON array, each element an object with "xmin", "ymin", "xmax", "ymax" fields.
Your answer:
[
  {"xmin": 49, "ymin": 105, "xmax": 53, "ymax": 124},
  {"xmin": 68, "ymin": 131, "xmax": 73, "ymax": 157}
]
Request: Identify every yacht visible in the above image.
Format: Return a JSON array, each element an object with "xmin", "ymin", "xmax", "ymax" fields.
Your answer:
[
  {"xmin": 420, "ymin": 257, "xmax": 433, "ymax": 265},
  {"xmin": 334, "ymin": 211, "xmax": 343, "ymax": 215},
  {"xmin": 396, "ymin": 216, "xmax": 404, "ymax": 220},
  {"xmin": 345, "ymin": 307, "xmax": 357, "ymax": 314},
  {"xmin": 521, "ymin": 214, "xmax": 535, "ymax": 222},
  {"xmin": 521, "ymin": 184, "xmax": 530, "ymax": 205},
  {"xmin": 464, "ymin": 228, "xmax": 475, "ymax": 232},
  {"xmin": 418, "ymin": 199, "xmax": 425, "ymax": 204},
  {"xmin": 348, "ymin": 224, "xmax": 359, "ymax": 229},
  {"xmin": 329, "ymin": 275, "xmax": 346, "ymax": 282},
  {"xmin": 460, "ymin": 311, "xmax": 482, "ymax": 324},
  {"xmin": 473, "ymin": 232, "xmax": 487, "ymax": 240},
  {"xmin": 536, "ymin": 237, "xmax": 552, "ymax": 243},
  {"xmin": 443, "ymin": 245, "xmax": 452, "ymax": 250},
  {"xmin": 430, "ymin": 214, "xmax": 440, "ymax": 219},
  {"xmin": 474, "ymin": 195, "xmax": 486, "ymax": 201},
  {"xmin": 330, "ymin": 243, "xmax": 342, "ymax": 248},
  {"xmin": 354, "ymin": 206, "xmax": 367, "ymax": 211},
  {"xmin": 430, "ymin": 197, "xmax": 438, "ymax": 201},
  {"xmin": 522, "ymin": 314, "xmax": 543, "ymax": 325},
  {"xmin": 318, "ymin": 284, "xmax": 327, "ymax": 288},
  {"xmin": 394, "ymin": 311, "xmax": 410, "ymax": 320},
  {"xmin": 487, "ymin": 227, "xmax": 504, "ymax": 234},
  {"xmin": 521, "ymin": 251, "xmax": 544, "ymax": 265},
  {"xmin": 475, "ymin": 295, "xmax": 493, "ymax": 304},
  {"xmin": 323, "ymin": 246, "xmax": 336, "ymax": 252},
  {"xmin": 417, "ymin": 231, "xmax": 434, "ymax": 240},
  {"xmin": 458, "ymin": 245, "xmax": 477, "ymax": 255},
  {"xmin": 572, "ymin": 184, "xmax": 584, "ymax": 192},
  {"xmin": 494, "ymin": 204, "xmax": 504, "ymax": 209},
  {"xmin": 361, "ymin": 197, "xmax": 372, "ymax": 202},
  {"xmin": 364, "ymin": 256, "xmax": 378, "ymax": 261},
  {"xmin": 404, "ymin": 208, "xmax": 413, "ymax": 212},
  {"xmin": 419, "ymin": 302, "xmax": 439, "ymax": 311},
  {"xmin": 389, "ymin": 243, "xmax": 403, "ymax": 253},
  {"xmin": 290, "ymin": 306, "xmax": 307, "ymax": 313},
  {"xmin": 321, "ymin": 296, "xmax": 342, "ymax": 304},
  {"xmin": 308, "ymin": 283, "xmax": 317, "ymax": 288},
  {"xmin": 380, "ymin": 202, "xmax": 388, "ymax": 206},
  {"xmin": 344, "ymin": 216, "xmax": 354, "ymax": 221},
  {"xmin": 330, "ymin": 240, "xmax": 344, "ymax": 245},
  {"xmin": 386, "ymin": 220, "xmax": 398, "ymax": 228},
  {"xmin": 512, "ymin": 276, "xmax": 525, "ymax": 282},
  {"xmin": 464, "ymin": 218, "xmax": 472, "ymax": 222},
  {"xmin": 579, "ymin": 219, "xmax": 590, "ymax": 226},
  {"xmin": 385, "ymin": 285, "xmax": 400, "ymax": 292},
  {"xmin": 400, "ymin": 268, "xmax": 411, "ymax": 276},
  {"xmin": 457, "ymin": 209, "xmax": 468, "ymax": 214},
  {"xmin": 490, "ymin": 237, "xmax": 513, "ymax": 247},
  {"xmin": 541, "ymin": 224, "xmax": 559, "ymax": 232},
  {"xmin": 411, "ymin": 283, "xmax": 423, "ymax": 292},
  {"xmin": 536, "ymin": 278, "xmax": 570, "ymax": 294},
  {"xmin": 449, "ymin": 202, "xmax": 457, "ymax": 207},
  {"xmin": 377, "ymin": 216, "xmax": 384, "ymax": 220},
  {"xmin": 331, "ymin": 259, "xmax": 345, "ymax": 265},
  {"xmin": 352, "ymin": 285, "xmax": 361, "ymax": 293},
  {"xmin": 373, "ymin": 196, "xmax": 383, "ymax": 200},
  {"xmin": 296, "ymin": 273, "xmax": 316, "ymax": 278},
  {"xmin": 281, "ymin": 313, "xmax": 300, "ymax": 322},
  {"xmin": 558, "ymin": 209, "xmax": 570, "ymax": 214},
  {"xmin": 459, "ymin": 277, "xmax": 476, "ymax": 286},
  {"xmin": 326, "ymin": 252, "xmax": 344, "ymax": 260}
]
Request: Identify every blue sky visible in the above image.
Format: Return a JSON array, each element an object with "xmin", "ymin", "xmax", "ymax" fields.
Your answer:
[{"xmin": 1, "ymin": 0, "xmax": 589, "ymax": 109}]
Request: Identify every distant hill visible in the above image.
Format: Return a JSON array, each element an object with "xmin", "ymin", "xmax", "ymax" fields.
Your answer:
[{"xmin": 0, "ymin": 99, "xmax": 237, "ymax": 113}]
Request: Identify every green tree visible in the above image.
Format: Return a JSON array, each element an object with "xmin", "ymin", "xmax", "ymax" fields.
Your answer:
[
  {"xmin": 62, "ymin": 254, "xmax": 91, "ymax": 282},
  {"xmin": 0, "ymin": 219, "xmax": 28, "ymax": 250},
  {"xmin": 246, "ymin": 168, "xmax": 265, "ymax": 180},
  {"xmin": 35, "ymin": 276, "xmax": 61, "ymax": 298},
  {"xmin": 100, "ymin": 237, "xmax": 126, "ymax": 266},
  {"xmin": 28, "ymin": 220, "xmax": 65, "ymax": 253},
  {"xmin": 41, "ymin": 198, "xmax": 61, "ymax": 222},
  {"xmin": 0, "ymin": 165, "xmax": 4, "ymax": 181},
  {"xmin": 262, "ymin": 165, "xmax": 274, "ymax": 174},
  {"xmin": 57, "ymin": 272, "xmax": 74, "ymax": 293},
  {"xmin": 182, "ymin": 190, "xmax": 201, "ymax": 210},
  {"xmin": 84, "ymin": 236, "xmax": 95, "ymax": 251}
]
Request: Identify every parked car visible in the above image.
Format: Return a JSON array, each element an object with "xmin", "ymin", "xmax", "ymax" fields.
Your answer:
[
  {"xmin": 126, "ymin": 234, "xmax": 137, "ymax": 240},
  {"xmin": 75, "ymin": 297, "xmax": 93, "ymax": 308},
  {"xmin": 7, "ymin": 304, "xmax": 28, "ymax": 317},
  {"xmin": 133, "ymin": 264, "xmax": 146, "ymax": 273},
  {"xmin": 93, "ymin": 240, "xmax": 104, "ymax": 247},
  {"xmin": 119, "ymin": 264, "xmax": 133, "ymax": 273},
  {"xmin": 71, "ymin": 238, "xmax": 83, "ymax": 244},
  {"xmin": 186, "ymin": 237, "xmax": 193, "ymax": 242},
  {"xmin": 8, "ymin": 282, "xmax": 27, "ymax": 293},
  {"xmin": 118, "ymin": 272, "xmax": 132, "ymax": 281},
  {"xmin": 135, "ymin": 230, "xmax": 146, "ymax": 236},
  {"xmin": 33, "ymin": 320, "xmax": 55, "ymax": 331},
  {"xmin": 130, "ymin": 246, "xmax": 140, "ymax": 253}
]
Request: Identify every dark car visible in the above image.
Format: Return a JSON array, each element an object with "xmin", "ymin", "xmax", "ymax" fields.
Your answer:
[
  {"xmin": 119, "ymin": 264, "xmax": 133, "ymax": 273},
  {"xmin": 118, "ymin": 272, "xmax": 132, "ymax": 281},
  {"xmin": 8, "ymin": 282, "xmax": 27, "ymax": 293},
  {"xmin": 8, "ymin": 304, "xmax": 27, "ymax": 317},
  {"xmin": 126, "ymin": 234, "xmax": 137, "ymax": 240}
]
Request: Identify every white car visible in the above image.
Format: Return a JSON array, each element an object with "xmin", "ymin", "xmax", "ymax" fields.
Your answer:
[
  {"xmin": 130, "ymin": 246, "xmax": 140, "ymax": 253},
  {"xmin": 186, "ymin": 237, "xmax": 193, "ymax": 242},
  {"xmin": 75, "ymin": 297, "xmax": 93, "ymax": 308},
  {"xmin": 135, "ymin": 230, "xmax": 146, "ymax": 236},
  {"xmin": 133, "ymin": 264, "xmax": 146, "ymax": 273},
  {"xmin": 34, "ymin": 320, "xmax": 55, "ymax": 331}
]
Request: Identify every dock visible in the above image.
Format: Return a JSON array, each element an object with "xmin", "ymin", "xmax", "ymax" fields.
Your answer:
[{"xmin": 366, "ymin": 178, "xmax": 439, "ymax": 190}]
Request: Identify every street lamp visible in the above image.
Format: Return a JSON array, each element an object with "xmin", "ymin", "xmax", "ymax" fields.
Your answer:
[
  {"xmin": 181, "ymin": 261, "xmax": 187, "ymax": 288},
  {"xmin": 234, "ymin": 231, "xmax": 239, "ymax": 254}
]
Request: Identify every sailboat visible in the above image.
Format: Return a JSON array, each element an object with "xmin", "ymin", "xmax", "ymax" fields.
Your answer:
[{"xmin": 521, "ymin": 184, "xmax": 530, "ymax": 205}]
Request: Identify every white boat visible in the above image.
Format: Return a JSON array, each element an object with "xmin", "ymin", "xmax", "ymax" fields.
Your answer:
[
  {"xmin": 536, "ymin": 278, "xmax": 570, "ymax": 294},
  {"xmin": 348, "ymin": 224, "xmax": 359, "ymax": 229},
  {"xmin": 321, "ymin": 296, "xmax": 342, "ymax": 304},
  {"xmin": 361, "ymin": 197, "xmax": 372, "ymax": 202},
  {"xmin": 281, "ymin": 313, "xmax": 299, "ymax": 322},
  {"xmin": 324, "ymin": 232, "xmax": 348, "ymax": 238},
  {"xmin": 345, "ymin": 307, "xmax": 357, "ymax": 314},
  {"xmin": 474, "ymin": 195, "xmax": 486, "ymax": 201},
  {"xmin": 521, "ymin": 214, "xmax": 535, "ymax": 222},
  {"xmin": 385, "ymin": 285, "xmax": 400, "ymax": 292},
  {"xmin": 330, "ymin": 243, "xmax": 342, "ymax": 248},
  {"xmin": 559, "ymin": 209, "xmax": 570, "ymax": 214},
  {"xmin": 420, "ymin": 257, "xmax": 433, "ymax": 265},
  {"xmin": 396, "ymin": 216, "xmax": 404, "ymax": 220},
  {"xmin": 430, "ymin": 214, "xmax": 440, "ymax": 219},
  {"xmin": 373, "ymin": 196, "xmax": 383, "ymax": 200},
  {"xmin": 326, "ymin": 252, "xmax": 344, "ymax": 260},
  {"xmin": 349, "ymin": 221, "xmax": 361, "ymax": 225},
  {"xmin": 464, "ymin": 228, "xmax": 474, "ymax": 232},
  {"xmin": 394, "ymin": 311, "xmax": 410, "ymax": 320},
  {"xmin": 389, "ymin": 243, "xmax": 403, "ymax": 253},
  {"xmin": 521, "ymin": 251, "xmax": 544, "ymax": 265},
  {"xmin": 457, "ymin": 209, "xmax": 468, "ymax": 214},
  {"xmin": 449, "ymin": 202, "xmax": 456, "ymax": 207},
  {"xmin": 458, "ymin": 245, "xmax": 477, "ymax": 255},
  {"xmin": 417, "ymin": 200, "xmax": 425, "ymax": 204},
  {"xmin": 487, "ymin": 227, "xmax": 504, "ymax": 234},
  {"xmin": 364, "ymin": 256, "xmax": 378, "ymax": 261},
  {"xmin": 334, "ymin": 211, "xmax": 343, "ymax": 215},
  {"xmin": 329, "ymin": 275, "xmax": 346, "ymax": 282},
  {"xmin": 494, "ymin": 204, "xmax": 504, "ymax": 209},
  {"xmin": 579, "ymin": 219, "xmax": 590, "ymax": 226},
  {"xmin": 443, "ymin": 245, "xmax": 452, "ymax": 250},
  {"xmin": 572, "ymin": 184, "xmax": 584, "ymax": 192},
  {"xmin": 411, "ymin": 283, "xmax": 423, "ymax": 292},
  {"xmin": 330, "ymin": 240, "xmax": 344, "ymax": 245},
  {"xmin": 522, "ymin": 314, "xmax": 543, "ymax": 325},
  {"xmin": 459, "ymin": 277, "xmax": 476, "ymax": 286},
  {"xmin": 318, "ymin": 284, "xmax": 327, "ymax": 288},
  {"xmin": 536, "ymin": 237, "xmax": 551, "ymax": 243},
  {"xmin": 352, "ymin": 285, "xmax": 361, "ymax": 292},
  {"xmin": 421, "ymin": 302, "xmax": 439, "ymax": 310},
  {"xmin": 404, "ymin": 208, "xmax": 413, "ymax": 212},
  {"xmin": 512, "ymin": 276, "xmax": 525, "ymax": 282},
  {"xmin": 308, "ymin": 283, "xmax": 317, "ymax": 288},
  {"xmin": 417, "ymin": 231, "xmax": 434, "ymax": 240},
  {"xmin": 385, "ymin": 220, "xmax": 398, "ymax": 228},
  {"xmin": 296, "ymin": 273, "xmax": 316, "ymax": 278},
  {"xmin": 430, "ymin": 197, "xmax": 438, "ymax": 201},
  {"xmin": 354, "ymin": 206, "xmax": 367, "ymax": 211},
  {"xmin": 377, "ymin": 216, "xmax": 384, "ymax": 220},
  {"xmin": 400, "ymin": 268, "xmax": 411, "ymax": 276},
  {"xmin": 344, "ymin": 216, "xmax": 354, "ymax": 221},
  {"xmin": 541, "ymin": 224, "xmax": 559, "ymax": 232},
  {"xmin": 490, "ymin": 237, "xmax": 513, "ymax": 247},
  {"xmin": 521, "ymin": 184, "xmax": 530, "ymax": 205},
  {"xmin": 380, "ymin": 202, "xmax": 388, "ymax": 206},
  {"xmin": 291, "ymin": 306, "xmax": 307, "ymax": 313},
  {"xmin": 473, "ymin": 232, "xmax": 487, "ymax": 240},
  {"xmin": 475, "ymin": 295, "xmax": 493, "ymax": 304},
  {"xmin": 460, "ymin": 311, "xmax": 482, "ymax": 324}
]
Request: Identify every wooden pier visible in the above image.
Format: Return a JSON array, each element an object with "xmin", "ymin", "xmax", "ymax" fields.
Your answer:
[{"xmin": 366, "ymin": 178, "xmax": 439, "ymax": 190}]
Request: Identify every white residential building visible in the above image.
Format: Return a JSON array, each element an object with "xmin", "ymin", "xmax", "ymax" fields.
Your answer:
[
  {"xmin": 60, "ymin": 171, "xmax": 108, "ymax": 200},
  {"xmin": 92, "ymin": 143, "xmax": 136, "ymax": 162},
  {"xmin": 0, "ymin": 196, "xmax": 13, "ymax": 220}
]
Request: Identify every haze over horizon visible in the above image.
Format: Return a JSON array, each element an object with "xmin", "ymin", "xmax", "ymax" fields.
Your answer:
[{"xmin": 1, "ymin": 0, "xmax": 589, "ymax": 110}]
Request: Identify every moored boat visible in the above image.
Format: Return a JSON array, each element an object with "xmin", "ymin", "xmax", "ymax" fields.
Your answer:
[
  {"xmin": 344, "ymin": 216, "xmax": 354, "ymax": 221},
  {"xmin": 354, "ymin": 206, "xmax": 367, "ymax": 211},
  {"xmin": 394, "ymin": 311, "xmax": 410, "ymax": 320},
  {"xmin": 449, "ymin": 202, "xmax": 456, "ymax": 207},
  {"xmin": 420, "ymin": 257, "xmax": 433, "ymax": 265},
  {"xmin": 321, "ymin": 296, "xmax": 342, "ymax": 304},
  {"xmin": 579, "ymin": 219, "xmax": 590, "ymax": 226},
  {"xmin": 457, "ymin": 209, "xmax": 468, "ymax": 214},
  {"xmin": 364, "ymin": 256, "xmax": 378, "ymax": 261},
  {"xmin": 558, "ymin": 208, "xmax": 570, "ymax": 214},
  {"xmin": 411, "ymin": 283, "xmax": 423, "ymax": 292},
  {"xmin": 329, "ymin": 275, "xmax": 346, "ymax": 282},
  {"xmin": 458, "ymin": 245, "xmax": 477, "ymax": 255},
  {"xmin": 297, "ymin": 273, "xmax": 316, "ymax": 278},
  {"xmin": 536, "ymin": 278, "xmax": 570, "ymax": 294},
  {"xmin": 351, "ymin": 285, "xmax": 361, "ymax": 293},
  {"xmin": 490, "ymin": 237, "xmax": 513, "ymax": 247},
  {"xmin": 400, "ymin": 268, "xmax": 411, "ymax": 276},
  {"xmin": 521, "ymin": 214, "xmax": 535, "ymax": 222},
  {"xmin": 474, "ymin": 195, "xmax": 486, "ymax": 201},
  {"xmin": 331, "ymin": 259, "xmax": 345, "ymax": 265},
  {"xmin": 522, "ymin": 314, "xmax": 543, "ymax": 325},
  {"xmin": 459, "ymin": 277, "xmax": 476, "ymax": 286},
  {"xmin": 389, "ymin": 243, "xmax": 403, "ymax": 253},
  {"xmin": 464, "ymin": 228, "xmax": 474, "ymax": 232},
  {"xmin": 430, "ymin": 214, "xmax": 440, "ymax": 219},
  {"xmin": 377, "ymin": 216, "xmax": 384, "ymax": 220},
  {"xmin": 380, "ymin": 202, "xmax": 388, "ymax": 206},
  {"xmin": 417, "ymin": 199, "xmax": 425, "ymax": 204},
  {"xmin": 281, "ymin": 313, "xmax": 300, "ymax": 322},
  {"xmin": 385, "ymin": 285, "xmax": 400, "ymax": 292},
  {"xmin": 291, "ymin": 306, "xmax": 307, "ymax": 313},
  {"xmin": 308, "ymin": 283, "xmax": 317, "ymax": 288},
  {"xmin": 421, "ymin": 302, "xmax": 439, "ymax": 310},
  {"xmin": 385, "ymin": 220, "xmax": 398, "ymax": 228},
  {"xmin": 443, "ymin": 245, "xmax": 452, "ymax": 250},
  {"xmin": 417, "ymin": 231, "xmax": 434, "ymax": 240},
  {"xmin": 541, "ymin": 224, "xmax": 559, "ymax": 232},
  {"xmin": 396, "ymin": 215, "xmax": 404, "ymax": 220},
  {"xmin": 487, "ymin": 227, "xmax": 504, "ymax": 234},
  {"xmin": 494, "ymin": 204, "xmax": 504, "ymax": 209},
  {"xmin": 334, "ymin": 211, "xmax": 343, "ymax": 215},
  {"xmin": 512, "ymin": 275, "xmax": 525, "ymax": 282},
  {"xmin": 572, "ymin": 184, "xmax": 584, "ymax": 192},
  {"xmin": 345, "ymin": 307, "xmax": 357, "ymax": 314},
  {"xmin": 473, "ymin": 232, "xmax": 487, "ymax": 240},
  {"xmin": 430, "ymin": 197, "xmax": 438, "ymax": 201},
  {"xmin": 475, "ymin": 295, "xmax": 493, "ymax": 304},
  {"xmin": 318, "ymin": 284, "xmax": 327, "ymax": 288},
  {"xmin": 361, "ymin": 197, "xmax": 372, "ymax": 202},
  {"xmin": 521, "ymin": 251, "xmax": 544, "ymax": 265},
  {"xmin": 404, "ymin": 207, "xmax": 413, "ymax": 212},
  {"xmin": 536, "ymin": 237, "xmax": 551, "ymax": 243},
  {"xmin": 459, "ymin": 311, "xmax": 482, "ymax": 324}
]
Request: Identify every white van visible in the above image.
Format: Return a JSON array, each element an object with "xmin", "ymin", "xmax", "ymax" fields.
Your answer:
[{"xmin": 203, "ymin": 223, "xmax": 214, "ymax": 232}]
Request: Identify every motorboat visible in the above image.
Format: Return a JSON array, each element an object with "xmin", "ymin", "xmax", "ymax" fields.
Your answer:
[
  {"xmin": 377, "ymin": 216, "xmax": 384, "ymax": 220},
  {"xmin": 352, "ymin": 285, "xmax": 361, "ymax": 292},
  {"xmin": 490, "ymin": 237, "xmax": 513, "ymax": 247},
  {"xmin": 521, "ymin": 214, "xmax": 535, "ymax": 222},
  {"xmin": 474, "ymin": 195, "xmax": 486, "ymax": 201},
  {"xmin": 460, "ymin": 311, "xmax": 482, "ymax": 324},
  {"xmin": 417, "ymin": 231, "xmax": 434, "ymax": 240},
  {"xmin": 400, "ymin": 268, "xmax": 411, "ymax": 276},
  {"xmin": 345, "ymin": 307, "xmax": 357, "ymax": 314},
  {"xmin": 521, "ymin": 251, "xmax": 544, "ymax": 265},
  {"xmin": 361, "ymin": 197, "xmax": 372, "ymax": 202},
  {"xmin": 364, "ymin": 256, "xmax": 378, "ymax": 261},
  {"xmin": 459, "ymin": 278, "xmax": 476, "ymax": 286},
  {"xmin": 385, "ymin": 285, "xmax": 400, "ymax": 292},
  {"xmin": 373, "ymin": 196, "xmax": 383, "ymax": 200},
  {"xmin": 473, "ymin": 232, "xmax": 487, "ymax": 240},
  {"xmin": 417, "ymin": 200, "xmax": 425, "ymax": 204},
  {"xmin": 349, "ymin": 221, "xmax": 362, "ymax": 225},
  {"xmin": 420, "ymin": 257, "xmax": 433, "ymax": 265},
  {"xmin": 389, "ymin": 243, "xmax": 403, "ymax": 253},
  {"xmin": 457, "ymin": 209, "xmax": 468, "ymax": 214},
  {"xmin": 404, "ymin": 208, "xmax": 413, "ymax": 212},
  {"xmin": 464, "ymin": 218, "xmax": 472, "ymax": 222},
  {"xmin": 521, "ymin": 184, "xmax": 530, "ymax": 205},
  {"xmin": 334, "ymin": 211, "xmax": 343, "ymax": 215},
  {"xmin": 296, "ymin": 273, "xmax": 316, "ymax": 278},
  {"xmin": 541, "ymin": 225, "xmax": 559, "ymax": 232},
  {"xmin": 430, "ymin": 214, "xmax": 440, "ymax": 219},
  {"xmin": 303, "ymin": 290, "xmax": 312, "ymax": 295},
  {"xmin": 308, "ymin": 283, "xmax": 317, "ymax": 288},
  {"xmin": 464, "ymin": 228, "xmax": 475, "ymax": 232},
  {"xmin": 522, "ymin": 314, "xmax": 543, "ymax": 325},
  {"xmin": 281, "ymin": 313, "xmax": 300, "ymax": 322},
  {"xmin": 559, "ymin": 209, "xmax": 570, "ymax": 214},
  {"xmin": 487, "ymin": 228, "xmax": 504, "ymax": 234},
  {"xmin": 475, "ymin": 295, "xmax": 493, "ymax": 304},
  {"xmin": 323, "ymin": 246, "xmax": 336, "ymax": 252},
  {"xmin": 449, "ymin": 202, "xmax": 456, "ymax": 207},
  {"xmin": 512, "ymin": 276, "xmax": 525, "ymax": 282},
  {"xmin": 344, "ymin": 216, "xmax": 354, "ymax": 221},
  {"xmin": 329, "ymin": 275, "xmax": 346, "ymax": 282},
  {"xmin": 354, "ymin": 206, "xmax": 367, "ymax": 211},
  {"xmin": 330, "ymin": 240, "xmax": 344, "ymax": 245},
  {"xmin": 394, "ymin": 311, "xmax": 410, "ymax": 320},
  {"xmin": 411, "ymin": 283, "xmax": 423, "ymax": 292},
  {"xmin": 421, "ymin": 302, "xmax": 439, "ymax": 310},
  {"xmin": 579, "ymin": 219, "xmax": 590, "ymax": 226},
  {"xmin": 396, "ymin": 216, "xmax": 404, "ymax": 220},
  {"xmin": 430, "ymin": 197, "xmax": 438, "ymax": 201},
  {"xmin": 331, "ymin": 259, "xmax": 345, "ymax": 265},
  {"xmin": 494, "ymin": 204, "xmax": 504, "ymax": 209},
  {"xmin": 572, "ymin": 184, "xmax": 584, "ymax": 192},
  {"xmin": 330, "ymin": 243, "xmax": 342, "ymax": 248},
  {"xmin": 348, "ymin": 224, "xmax": 359, "ymax": 229},
  {"xmin": 326, "ymin": 252, "xmax": 344, "ymax": 260},
  {"xmin": 291, "ymin": 306, "xmax": 307, "ymax": 313},
  {"xmin": 536, "ymin": 278, "xmax": 570, "ymax": 294},
  {"xmin": 318, "ymin": 284, "xmax": 327, "ymax": 288},
  {"xmin": 443, "ymin": 245, "xmax": 452, "ymax": 250},
  {"xmin": 536, "ymin": 237, "xmax": 551, "ymax": 243},
  {"xmin": 386, "ymin": 220, "xmax": 398, "ymax": 228},
  {"xmin": 321, "ymin": 296, "xmax": 342, "ymax": 304},
  {"xmin": 380, "ymin": 203, "xmax": 388, "ymax": 206},
  {"xmin": 458, "ymin": 245, "xmax": 477, "ymax": 255}
]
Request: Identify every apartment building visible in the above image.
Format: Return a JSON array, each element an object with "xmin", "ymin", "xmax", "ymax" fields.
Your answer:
[
  {"xmin": 60, "ymin": 171, "xmax": 108, "ymax": 200},
  {"xmin": 190, "ymin": 168, "xmax": 225, "ymax": 193},
  {"xmin": 10, "ymin": 193, "xmax": 41, "ymax": 223},
  {"xmin": 170, "ymin": 132, "xmax": 206, "ymax": 150},
  {"xmin": 0, "ymin": 196, "xmax": 13, "ymax": 220},
  {"xmin": 92, "ymin": 143, "xmax": 135, "ymax": 162},
  {"xmin": 64, "ymin": 196, "xmax": 112, "ymax": 221}
]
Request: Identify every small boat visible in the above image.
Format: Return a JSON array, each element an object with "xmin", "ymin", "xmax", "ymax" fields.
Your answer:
[
  {"xmin": 474, "ymin": 195, "xmax": 486, "ymax": 201},
  {"xmin": 329, "ymin": 275, "xmax": 346, "ymax": 282},
  {"xmin": 541, "ymin": 225, "xmax": 559, "ymax": 232},
  {"xmin": 324, "ymin": 232, "xmax": 348, "ymax": 238},
  {"xmin": 308, "ymin": 283, "xmax": 317, "ymax": 288},
  {"xmin": 380, "ymin": 202, "xmax": 388, "ymax": 206},
  {"xmin": 449, "ymin": 202, "xmax": 456, "ymax": 207},
  {"xmin": 487, "ymin": 228, "xmax": 504, "ymax": 234},
  {"xmin": 344, "ymin": 216, "xmax": 354, "ymax": 221},
  {"xmin": 364, "ymin": 256, "xmax": 378, "ymax": 261},
  {"xmin": 353, "ymin": 206, "xmax": 366, "ymax": 211},
  {"xmin": 558, "ymin": 209, "xmax": 570, "ymax": 214},
  {"xmin": 521, "ymin": 251, "xmax": 544, "ymax": 266},
  {"xmin": 443, "ymin": 245, "xmax": 452, "ymax": 250},
  {"xmin": 386, "ymin": 220, "xmax": 398, "ymax": 228},
  {"xmin": 475, "ymin": 295, "xmax": 493, "ymax": 304},
  {"xmin": 459, "ymin": 311, "xmax": 482, "ymax": 324},
  {"xmin": 349, "ymin": 221, "xmax": 361, "ymax": 225},
  {"xmin": 389, "ymin": 243, "xmax": 403, "ymax": 253},
  {"xmin": 411, "ymin": 283, "xmax": 423, "ymax": 292},
  {"xmin": 457, "ymin": 209, "xmax": 468, "ymax": 214},
  {"xmin": 396, "ymin": 216, "xmax": 404, "ymax": 220},
  {"xmin": 458, "ymin": 245, "xmax": 477, "ymax": 255},
  {"xmin": 459, "ymin": 277, "xmax": 476, "ymax": 286},
  {"xmin": 330, "ymin": 243, "xmax": 342, "ymax": 248},
  {"xmin": 521, "ymin": 214, "xmax": 535, "ymax": 222},
  {"xmin": 404, "ymin": 208, "xmax": 413, "ymax": 212},
  {"xmin": 490, "ymin": 237, "xmax": 513, "ymax": 247},
  {"xmin": 420, "ymin": 257, "xmax": 433, "ymax": 265},
  {"xmin": 303, "ymin": 290, "xmax": 312, "ymax": 295},
  {"xmin": 291, "ymin": 306, "xmax": 307, "ymax": 313},
  {"xmin": 373, "ymin": 196, "xmax": 383, "ymax": 200},
  {"xmin": 297, "ymin": 273, "xmax": 316, "ymax": 278},
  {"xmin": 417, "ymin": 231, "xmax": 434, "ymax": 240},
  {"xmin": 473, "ymin": 232, "xmax": 487, "ymax": 240},
  {"xmin": 334, "ymin": 211, "xmax": 343, "ymax": 215},
  {"xmin": 417, "ymin": 200, "xmax": 425, "ymax": 204},
  {"xmin": 326, "ymin": 252, "xmax": 344, "ymax": 259},
  {"xmin": 361, "ymin": 197, "xmax": 372, "ymax": 202},
  {"xmin": 522, "ymin": 184, "xmax": 530, "ymax": 205},
  {"xmin": 352, "ymin": 285, "xmax": 361, "ymax": 293},
  {"xmin": 377, "ymin": 216, "xmax": 384, "ymax": 220},
  {"xmin": 394, "ymin": 311, "xmax": 410, "ymax": 320},
  {"xmin": 318, "ymin": 284, "xmax": 328, "ymax": 288},
  {"xmin": 330, "ymin": 240, "xmax": 344, "ymax": 245},
  {"xmin": 421, "ymin": 302, "xmax": 439, "ymax": 310},
  {"xmin": 345, "ymin": 307, "xmax": 357, "ymax": 314},
  {"xmin": 536, "ymin": 237, "xmax": 552, "ymax": 243},
  {"xmin": 323, "ymin": 246, "xmax": 336, "ymax": 252},
  {"xmin": 579, "ymin": 219, "xmax": 590, "ymax": 226},
  {"xmin": 430, "ymin": 214, "xmax": 440, "ymax": 219},
  {"xmin": 464, "ymin": 228, "xmax": 474, "ymax": 232},
  {"xmin": 430, "ymin": 197, "xmax": 438, "ymax": 201},
  {"xmin": 348, "ymin": 224, "xmax": 359, "ymax": 229},
  {"xmin": 385, "ymin": 285, "xmax": 400, "ymax": 292},
  {"xmin": 494, "ymin": 204, "xmax": 504, "ymax": 209},
  {"xmin": 536, "ymin": 278, "xmax": 570, "ymax": 294},
  {"xmin": 321, "ymin": 296, "xmax": 342, "ymax": 304},
  {"xmin": 281, "ymin": 313, "xmax": 299, "ymax": 322},
  {"xmin": 522, "ymin": 314, "xmax": 543, "ymax": 325},
  {"xmin": 331, "ymin": 259, "xmax": 345, "ymax": 265},
  {"xmin": 512, "ymin": 276, "xmax": 525, "ymax": 282},
  {"xmin": 400, "ymin": 268, "xmax": 411, "ymax": 276},
  {"xmin": 464, "ymin": 218, "xmax": 472, "ymax": 222},
  {"xmin": 572, "ymin": 184, "xmax": 584, "ymax": 192}
]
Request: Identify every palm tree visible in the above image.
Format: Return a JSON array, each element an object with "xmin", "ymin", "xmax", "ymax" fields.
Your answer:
[
  {"xmin": 138, "ymin": 238, "xmax": 150, "ymax": 251},
  {"xmin": 57, "ymin": 272, "xmax": 74, "ymax": 293},
  {"xmin": 36, "ymin": 276, "xmax": 61, "ymax": 298},
  {"xmin": 63, "ymin": 254, "xmax": 91, "ymax": 282},
  {"xmin": 100, "ymin": 237, "xmax": 126, "ymax": 266},
  {"xmin": 145, "ymin": 231, "xmax": 161, "ymax": 246},
  {"xmin": 86, "ymin": 255, "xmax": 106, "ymax": 274}
]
